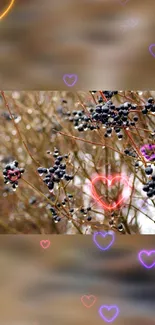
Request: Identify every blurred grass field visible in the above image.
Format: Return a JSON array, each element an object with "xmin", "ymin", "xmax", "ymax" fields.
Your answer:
[
  {"xmin": 0, "ymin": 235, "xmax": 155, "ymax": 325},
  {"xmin": 0, "ymin": 0, "xmax": 155, "ymax": 88}
]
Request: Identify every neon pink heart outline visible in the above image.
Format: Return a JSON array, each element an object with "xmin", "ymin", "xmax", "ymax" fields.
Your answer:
[
  {"xmin": 40, "ymin": 240, "xmax": 50, "ymax": 249},
  {"xmin": 7, "ymin": 169, "xmax": 21, "ymax": 181},
  {"xmin": 81, "ymin": 295, "xmax": 97, "ymax": 308},
  {"xmin": 91, "ymin": 174, "xmax": 130, "ymax": 211}
]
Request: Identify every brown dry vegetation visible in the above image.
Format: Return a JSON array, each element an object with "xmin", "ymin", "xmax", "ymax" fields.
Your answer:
[{"xmin": 0, "ymin": 90, "xmax": 155, "ymax": 234}]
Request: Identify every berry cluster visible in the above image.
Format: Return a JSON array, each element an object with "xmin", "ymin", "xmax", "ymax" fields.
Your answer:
[
  {"xmin": 3, "ymin": 160, "xmax": 25, "ymax": 191},
  {"xmin": 1, "ymin": 111, "xmax": 18, "ymax": 121},
  {"xmin": 142, "ymin": 97, "xmax": 155, "ymax": 114},
  {"xmin": 91, "ymin": 91, "xmax": 118, "ymax": 100},
  {"xmin": 124, "ymin": 148, "xmax": 137, "ymax": 158},
  {"xmin": 80, "ymin": 206, "xmax": 92, "ymax": 221},
  {"xmin": 37, "ymin": 149, "xmax": 74, "ymax": 192},
  {"xmin": 102, "ymin": 91, "xmax": 118, "ymax": 100},
  {"xmin": 143, "ymin": 166, "xmax": 155, "ymax": 198},
  {"xmin": 109, "ymin": 214, "xmax": 125, "ymax": 233},
  {"xmin": 65, "ymin": 91, "xmax": 140, "ymax": 139},
  {"xmin": 49, "ymin": 206, "xmax": 61, "ymax": 223},
  {"xmin": 47, "ymin": 194, "xmax": 74, "ymax": 223}
]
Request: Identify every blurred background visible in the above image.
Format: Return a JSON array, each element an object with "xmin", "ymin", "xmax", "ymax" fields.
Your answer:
[
  {"xmin": 0, "ymin": 235, "xmax": 155, "ymax": 325},
  {"xmin": 0, "ymin": 90, "xmax": 155, "ymax": 234},
  {"xmin": 0, "ymin": 0, "xmax": 155, "ymax": 89}
]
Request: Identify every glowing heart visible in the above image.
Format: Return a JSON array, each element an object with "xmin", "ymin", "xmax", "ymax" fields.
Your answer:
[
  {"xmin": 99, "ymin": 305, "xmax": 119, "ymax": 323},
  {"xmin": 140, "ymin": 144, "xmax": 155, "ymax": 161},
  {"xmin": 149, "ymin": 44, "xmax": 155, "ymax": 58},
  {"xmin": 63, "ymin": 74, "xmax": 78, "ymax": 87},
  {"xmin": 138, "ymin": 250, "xmax": 155, "ymax": 269},
  {"xmin": 81, "ymin": 295, "xmax": 97, "ymax": 308},
  {"xmin": 0, "ymin": 0, "xmax": 15, "ymax": 20},
  {"xmin": 7, "ymin": 169, "xmax": 21, "ymax": 182},
  {"xmin": 93, "ymin": 231, "xmax": 115, "ymax": 251},
  {"xmin": 91, "ymin": 174, "xmax": 130, "ymax": 211},
  {"xmin": 40, "ymin": 240, "xmax": 51, "ymax": 249}
]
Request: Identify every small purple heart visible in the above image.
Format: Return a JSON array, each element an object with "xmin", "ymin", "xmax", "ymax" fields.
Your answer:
[
  {"xmin": 93, "ymin": 231, "xmax": 115, "ymax": 251},
  {"xmin": 149, "ymin": 44, "xmax": 155, "ymax": 58},
  {"xmin": 63, "ymin": 74, "xmax": 78, "ymax": 87},
  {"xmin": 140, "ymin": 144, "xmax": 155, "ymax": 161},
  {"xmin": 138, "ymin": 250, "xmax": 155, "ymax": 269},
  {"xmin": 99, "ymin": 305, "xmax": 119, "ymax": 323}
]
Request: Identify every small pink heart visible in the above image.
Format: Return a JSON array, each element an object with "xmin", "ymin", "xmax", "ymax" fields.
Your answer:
[
  {"xmin": 81, "ymin": 295, "xmax": 97, "ymax": 308},
  {"xmin": 40, "ymin": 240, "xmax": 50, "ymax": 249},
  {"xmin": 7, "ymin": 169, "xmax": 21, "ymax": 181}
]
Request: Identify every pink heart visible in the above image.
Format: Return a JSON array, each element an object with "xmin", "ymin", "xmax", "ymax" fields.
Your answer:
[
  {"xmin": 91, "ymin": 174, "xmax": 130, "ymax": 211},
  {"xmin": 7, "ymin": 169, "xmax": 21, "ymax": 181},
  {"xmin": 40, "ymin": 240, "xmax": 50, "ymax": 249},
  {"xmin": 81, "ymin": 295, "xmax": 97, "ymax": 308}
]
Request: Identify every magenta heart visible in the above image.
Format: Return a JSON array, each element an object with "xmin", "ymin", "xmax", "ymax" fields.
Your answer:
[
  {"xmin": 7, "ymin": 169, "xmax": 21, "ymax": 181},
  {"xmin": 40, "ymin": 240, "xmax": 51, "ymax": 249},
  {"xmin": 140, "ymin": 144, "xmax": 155, "ymax": 161}
]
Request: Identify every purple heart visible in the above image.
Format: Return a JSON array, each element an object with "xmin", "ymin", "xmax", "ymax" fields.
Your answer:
[
  {"xmin": 93, "ymin": 231, "xmax": 115, "ymax": 251},
  {"xmin": 63, "ymin": 74, "xmax": 78, "ymax": 87},
  {"xmin": 99, "ymin": 305, "xmax": 119, "ymax": 323},
  {"xmin": 149, "ymin": 44, "xmax": 155, "ymax": 58},
  {"xmin": 140, "ymin": 144, "xmax": 155, "ymax": 161},
  {"xmin": 138, "ymin": 250, "xmax": 155, "ymax": 269}
]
